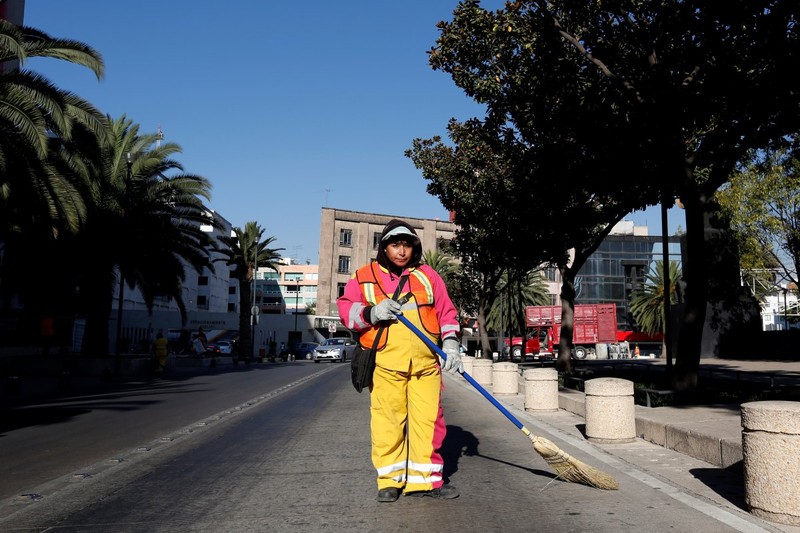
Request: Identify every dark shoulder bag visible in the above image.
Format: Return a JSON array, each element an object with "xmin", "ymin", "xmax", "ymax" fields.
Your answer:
[{"xmin": 350, "ymin": 276, "xmax": 407, "ymax": 393}]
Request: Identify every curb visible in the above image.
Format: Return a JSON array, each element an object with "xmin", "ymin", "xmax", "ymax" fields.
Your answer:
[
  {"xmin": 514, "ymin": 373, "xmax": 744, "ymax": 469},
  {"xmin": 556, "ymin": 386, "xmax": 743, "ymax": 468}
]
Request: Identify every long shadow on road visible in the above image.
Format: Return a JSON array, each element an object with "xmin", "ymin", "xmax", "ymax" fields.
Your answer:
[
  {"xmin": 0, "ymin": 364, "xmax": 269, "ymax": 435},
  {"xmin": 440, "ymin": 424, "xmax": 555, "ymax": 484}
]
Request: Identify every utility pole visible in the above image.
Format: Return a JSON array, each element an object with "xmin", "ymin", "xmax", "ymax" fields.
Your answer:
[
  {"xmin": 114, "ymin": 152, "xmax": 133, "ymax": 373},
  {"xmin": 251, "ymin": 241, "xmax": 258, "ymax": 360},
  {"xmin": 661, "ymin": 191, "xmax": 672, "ymax": 372}
]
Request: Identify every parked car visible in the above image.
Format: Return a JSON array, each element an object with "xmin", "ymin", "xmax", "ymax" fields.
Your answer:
[
  {"xmin": 280, "ymin": 342, "xmax": 320, "ymax": 361},
  {"xmin": 207, "ymin": 340, "xmax": 234, "ymax": 355},
  {"xmin": 313, "ymin": 337, "xmax": 358, "ymax": 363}
]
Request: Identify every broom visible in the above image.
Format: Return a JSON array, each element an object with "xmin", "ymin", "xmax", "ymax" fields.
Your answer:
[{"xmin": 395, "ymin": 312, "xmax": 619, "ymax": 490}]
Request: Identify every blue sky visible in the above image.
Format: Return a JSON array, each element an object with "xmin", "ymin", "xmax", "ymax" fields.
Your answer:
[{"xmin": 24, "ymin": 1, "xmax": 683, "ymax": 264}]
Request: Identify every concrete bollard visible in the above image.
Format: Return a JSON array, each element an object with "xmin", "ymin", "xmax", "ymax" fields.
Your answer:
[
  {"xmin": 584, "ymin": 377, "xmax": 636, "ymax": 443},
  {"xmin": 524, "ymin": 368, "xmax": 559, "ymax": 412},
  {"xmin": 492, "ymin": 362, "xmax": 518, "ymax": 395},
  {"xmin": 461, "ymin": 355, "xmax": 474, "ymax": 376},
  {"xmin": 471, "ymin": 359, "xmax": 493, "ymax": 388},
  {"xmin": 741, "ymin": 401, "xmax": 800, "ymax": 526}
]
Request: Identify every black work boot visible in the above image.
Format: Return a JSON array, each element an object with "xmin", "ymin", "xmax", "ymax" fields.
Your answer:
[
  {"xmin": 377, "ymin": 487, "xmax": 400, "ymax": 502},
  {"xmin": 405, "ymin": 484, "xmax": 459, "ymax": 499}
]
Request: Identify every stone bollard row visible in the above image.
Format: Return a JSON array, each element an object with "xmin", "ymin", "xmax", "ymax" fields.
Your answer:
[
  {"xmin": 524, "ymin": 368, "xmax": 559, "ymax": 412},
  {"xmin": 471, "ymin": 359, "xmax": 493, "ymax": 388},
  {"xmin": 492, "ymin": 362, "xmax": 518, "ymax": 395},
  {"xmin": 461, "ymin": 355, "xmax": 474, "ymax": 376},
  {"xmin": 741, "ymin": 401, "xmax": 800, "ymax": 526},
  {"xmin": 584, "ymin": 377, "xmax": 636, "ymax": 443}
]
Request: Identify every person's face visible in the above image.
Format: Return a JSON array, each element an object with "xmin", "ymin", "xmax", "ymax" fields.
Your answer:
[{"xmin": 385, "ymin": 239, "xmax": 414, "ymax": 269}]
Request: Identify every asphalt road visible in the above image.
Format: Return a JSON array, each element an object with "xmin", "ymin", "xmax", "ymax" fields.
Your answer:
[{"xmin": 0, "ymin": 361, "xmax": 786, "ymax": 532}]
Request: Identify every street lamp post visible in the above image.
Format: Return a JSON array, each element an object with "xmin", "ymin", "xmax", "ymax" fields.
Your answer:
[
  {"xmin": 661, "ymin": 190, "xmax": 673, "ymax": 372},
  {"xmin": 783, "ymin": 287, "xmax": 788, "ymax": 329},
  {"xmin": 294, "ymin": 279, "xmax": 300, "ymax": 336},
  {"xmin": 114, "ymin": 152, "xmax": 133, "ymax": 367}
]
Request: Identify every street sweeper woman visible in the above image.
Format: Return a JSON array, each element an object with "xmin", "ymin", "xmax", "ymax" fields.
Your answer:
[{"xmin": 337, "ymin": 219, "xmax": 463, "ymax": 502}]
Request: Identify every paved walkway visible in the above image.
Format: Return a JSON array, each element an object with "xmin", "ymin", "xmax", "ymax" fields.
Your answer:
[
  {"xmin": 551, "ymin": 357, "xmax": 800, "ymax": 468},
  {"xmin": 461, "ymin": 357, "xmax": 800, "ymax": 532}
]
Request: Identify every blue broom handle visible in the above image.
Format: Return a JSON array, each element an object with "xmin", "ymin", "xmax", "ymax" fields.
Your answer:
[{"xmin": 395, "ymin": 313, "xmax": 525, "ymax": 432}]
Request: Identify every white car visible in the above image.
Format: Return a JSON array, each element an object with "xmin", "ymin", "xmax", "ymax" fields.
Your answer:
[
  {"xmin": 215, "ymin": 340, "xmax": 234, "ymax": 354},
  {"xmin": 313, "ymin": 337, "xmax": 358, "ymax": 363}
]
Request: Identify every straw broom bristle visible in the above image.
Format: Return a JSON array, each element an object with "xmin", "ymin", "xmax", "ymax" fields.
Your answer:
[{"xmin": 529, "ymin": 434, "xmax": 619, "ymax": 490}]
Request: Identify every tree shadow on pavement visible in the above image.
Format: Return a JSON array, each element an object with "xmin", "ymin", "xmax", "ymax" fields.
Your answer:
[{"xmin": 690, "ymin": 464, "xmax": 746, "ymax": 510}]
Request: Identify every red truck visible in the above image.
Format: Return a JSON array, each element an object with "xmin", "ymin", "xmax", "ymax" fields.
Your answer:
[{"xmin": 506, "ymin": 304, "xmax": 631, "ymax": 360}]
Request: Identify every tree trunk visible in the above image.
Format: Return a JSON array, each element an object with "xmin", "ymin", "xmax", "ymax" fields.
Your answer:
[
  {"xmin": 476, "ymin": 300, "xmax": 492, "ymax": 358},
  {"xmin": 239, "ymin": 278, "xmax": 252, "ymax": 359},
  {"xmin": 673, "ymin": 191, "xmax": 708, "ymax": 390},
  {"xmin": 555, "ymin": 265, "xmax": 576, "ymax": 374},
  {"xmin": 80, "ymin": 265, "xmax": 117, "ymax": 357}
]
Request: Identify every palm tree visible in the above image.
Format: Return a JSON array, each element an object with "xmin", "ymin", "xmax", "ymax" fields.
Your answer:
[
  {"xmin": 422, "ymin": 249, "xmax": 457, "ymax": 280},
  {"xmin": 215, "ymin": 222, "xmax": 284, "ymax": 359},
  {"xmin": 0, "ymin": 18, "xmax": 106, "ymax": 237},
  {"xmin": 75, "ymin": 115, "xmax": 215, "ymax": 355},
  {"xmin": 486, "ymin": 268, "xmax": 550, "ymax": 340},
  {"xmin": 0, "ymin": 19, "xmax": 109, "ymax": 319},
  {"xmin": 629, "ymin": 261, "xmax": 682, "ymax": 355}
]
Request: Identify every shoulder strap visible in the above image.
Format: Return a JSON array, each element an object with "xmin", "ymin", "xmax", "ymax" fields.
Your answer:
[
  {"xmin": 392, "ymin": 274, "xmax": 408, "ymax": 300},
  {"xmin": 371, "ymin": 274, "xmax": 408, "ymax": 350}
]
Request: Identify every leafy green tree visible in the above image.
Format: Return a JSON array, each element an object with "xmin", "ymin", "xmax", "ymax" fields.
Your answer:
[
  {"xmin": 413, "ymin": 1, "xmax": 800, "ymax": 385},
  {"xmin": 76, "ymin": 116, "xmax": 215, "ymax": 356},
  {"xmin": 215, "ymin": 222, "xmax": 284, "ymax": 359},
  {"xmin": 717, "ymin": 148, "xmax": 800, "ymax": 294},
  {"xmin": 408, "ymin": 119, "xmax": 561, "ymax": 357}
]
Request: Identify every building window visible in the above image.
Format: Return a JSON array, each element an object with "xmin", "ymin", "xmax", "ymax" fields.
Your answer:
[
  {"xmin": 227, "ymin": 303, "xmax": 236, "ymax": 312},
  {"xmin": 337, "ymin": 282, "xmax": 347, "ymax": 298},
  {"xmin": 340, "ymin": 228, "xmax": 353, "ymax": 247},
  {"xmin": 198, "ymin": 276, "xmax": 209, "ymax": 286},
  {"xmin": 338, "ymin": 256, "xmax": 351, "ymax": 274},
  {"xmin": 228, "ymin": 286, "xmax": 236, "ymax": 295},
  {"xmin": 197, "ymin": 295, "xmax": 208, "ymax": 309},
  {"xmin": 373, "ymin": 232, "xmax": 382, "ymax": 250}
]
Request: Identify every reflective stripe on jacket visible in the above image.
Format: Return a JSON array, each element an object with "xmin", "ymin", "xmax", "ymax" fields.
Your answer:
[{"xmin": 356, "ymin": 263, "xmax": 441, "ymax": 350}]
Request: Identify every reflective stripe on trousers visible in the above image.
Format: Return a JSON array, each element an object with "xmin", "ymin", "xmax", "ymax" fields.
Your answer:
[{"xmin": 371, "ymin": 362, "xmax": 446, "ymax": 492}]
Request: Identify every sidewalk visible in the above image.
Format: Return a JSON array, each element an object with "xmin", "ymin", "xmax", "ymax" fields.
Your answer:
[
  {"xmin": 544, "ymin": 357, "xmax": 800, "ymax": 468},
  {"xmin": 477, "ymin": 357, "xmax": 800, "ymax": 532}
]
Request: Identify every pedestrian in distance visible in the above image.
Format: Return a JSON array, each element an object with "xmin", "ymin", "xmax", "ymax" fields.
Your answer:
[
  {"xmin": 193, "ymin": 326, "xmax": 207, "ymax": 356},
  {"xmin": 152, "ymin": 331, "xmax": 169, "ymax": 373},
  {"xmin": 337, "ymin": 219, "xmax": 463, "ymax": 503},
  {"xmin": 40, "ymin": 314, "xmax": 55, "ymax": 357}
]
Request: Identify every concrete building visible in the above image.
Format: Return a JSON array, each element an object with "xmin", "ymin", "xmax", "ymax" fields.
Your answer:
[
  {"xmin": 570, "ymin": 220, "xmax": 682, "ymax": 332},
  {"xmin": 255, "ymin": 260, "xmax": 318, "ymax": 316},
  {"xmin": 108, "ymin": 210, "xmax": 239, "ymax": 350},
  {"xmin": 315, "ymin": 208, "xmax": 457, "ymax": 317}
]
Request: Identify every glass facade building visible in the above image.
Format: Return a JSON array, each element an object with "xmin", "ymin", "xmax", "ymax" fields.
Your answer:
[{"xmin": 574, "ymin": 234, "xmax": 682, "ymax": 331}]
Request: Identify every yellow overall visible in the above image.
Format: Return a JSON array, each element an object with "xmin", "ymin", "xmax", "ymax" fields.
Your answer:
[{"xmin": 357, "ymin": 265, "xmax": 446, "ymax": 492}]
